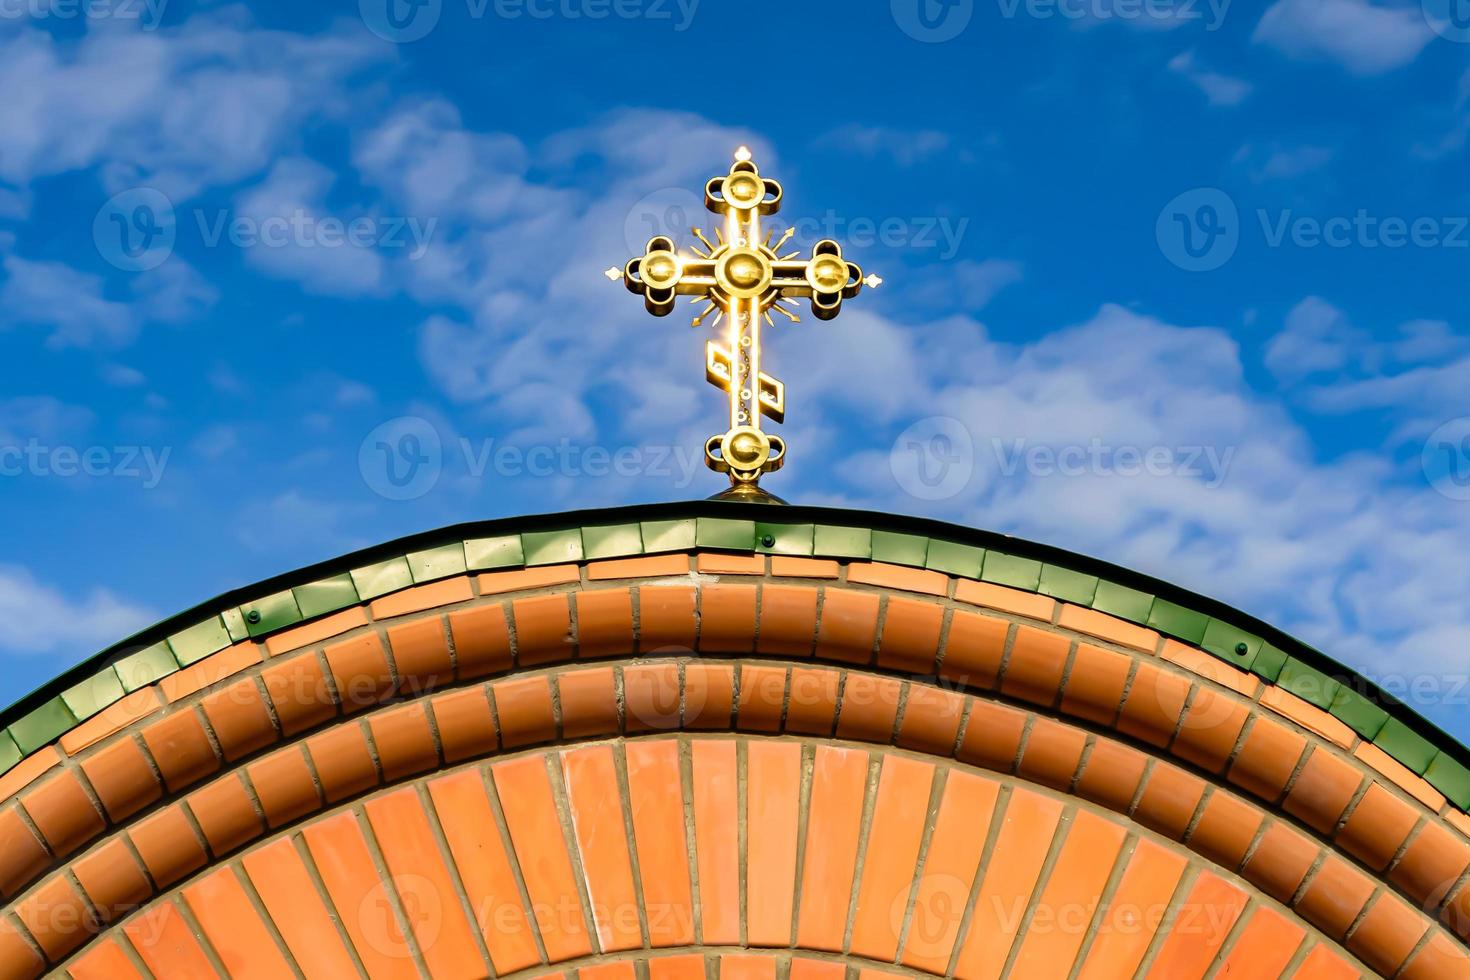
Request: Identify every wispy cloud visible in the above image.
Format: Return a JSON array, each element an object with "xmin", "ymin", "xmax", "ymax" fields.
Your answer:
[
  {"xmin": 1168, "ymin": 50, "xmax": 1252, "ymax": 106},
  {"xmin": 0, "ymin": 565, "xmax": 155, "ymax": 658},
  {"xmin": 813, "ymin": 124, "xmax": 951, "ymax": 167},
  {"xmin": 1254, "ymin": 0, "xmax": 1433, "ymax": 75}
]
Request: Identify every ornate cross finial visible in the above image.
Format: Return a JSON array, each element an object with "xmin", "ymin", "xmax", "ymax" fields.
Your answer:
[{"xmin": 606, "ymin": 147, "xmax": 882, "ymax": 497}]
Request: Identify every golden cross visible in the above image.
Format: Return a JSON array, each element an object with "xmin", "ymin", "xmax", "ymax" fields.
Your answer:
[{"xmin": 606, "ymin": 147, "xmax": 882, "ymax": 495}]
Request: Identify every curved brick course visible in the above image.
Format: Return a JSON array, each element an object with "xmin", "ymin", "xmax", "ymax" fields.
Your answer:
[{"xmin": 0, "ymin": 513, "xmax": 1468, "ymax": 977}]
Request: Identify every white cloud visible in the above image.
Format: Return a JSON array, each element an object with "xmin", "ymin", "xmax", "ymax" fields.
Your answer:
[
  {"xmin": 0, "ymin": 565, "xmax": 155, "ymax": 657},
  {"xmin": 0, "ymin": 396, "xmax": 93, "ymax": 444},
  {"xmin": 0, "ymin": 255, "xmax": 139, "ymax": 348},
  {"xmin": 1254, "ymin": 0, "xmax": 1433, "ymax": 75},
  {"xmin": 813, "ymin": 125, "xmax": 951, "ymax": 167},
  {"xmin": 1168, "ymin": 50, "xmax": 1252, "ymax": 106}
]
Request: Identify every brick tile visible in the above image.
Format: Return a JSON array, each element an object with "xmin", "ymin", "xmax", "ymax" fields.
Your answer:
[
  {"xmin": 1294, "ymin": 945, "xmax": 1361, "ymax": 980},
  {"xmin": 370, "ymin": 701, "xmax": 440, "ymax": 782},
  {"xmin": 512, "ymin": 593, "xmax": 574, "ymax": 666},
  {"xmin": 492, "ymin": 756, "xmax": 593, "ymax": 960},
  {"xmin": 264, "ymin": 607, "xmax": 368, "ymax": 656},
  {"xmin": 699, "ymin": 583, "xmax": 757, "ymax": 654},
  {"xmin": 199, "ymin": 678, "xmax": 279, "ymax": 761},
  {"xmin": 877, "ymin": 597, "xmax": 944, "ymax": 674},
  {"xmin": 369, "ymin": 576, "xmax": 472, "ymax": 618},
  {"xmin": 305, "ymin": 723, "xmax": 379, "ymax": 803},
  {"xmin": 696, "ymin": 553, "xmax": 765, "ymax": 575},
  {"xmin": 1143, "ymin": 873, "xmax": 1247, "ymax": 979},
  {"xmin": 125, "ymin": 902, "xmax": 214, "ymax": 978},
  {"xmin": 0, "ymin": 808, "xmax": 49, "ymax": 899},
  {"xmin": 1134, "ymin": 763, "xmax": 1206, "ymax": 839},
  {"xmin": 492, "ymin": 675, "xmax": 557, "ymax": 747},
  {"xmin": 1171, "ymin": 686, "xmax": 1249, "ymax": 774},
  {"xmin": 479, "ymin": 564, "xmax": 579, "ymax": 593},
  {"xmin": 0, "ymin": 747, "xmax": 61, "ymax": 803},
  {"xmin": 721, "ymin": 956, "xmax": 777, "ymax": 980},
  {"xmin": 364, "ymin": 787, "xmax": 486, "ymax": 976},
  {"xmin": 426, "ymin": 770, "xmax": 541, "ymax": 974},
  {"xmin": 1213, "ymin": 906, "xmax": 1304, "ymax": 978},
  {"xmin": 850, "ymin": 755, "xmax": 934, "ymax": 960},
  {"xmin": 557, "ymin": 667, "xmax": 620, "ymax": 739},
  {"xmin": 1337, "ymin": 784, "xmax": 1420, "ymax": 871},
  {"xmin": 684, "ymin": 663, "xmax": 735, "ymax": 730},
  {"xmin": 771, "ymin": 556, "xmax": 840, "ymax": 578},
  {"xmin": 0, "ymin": 918, "xmax": 43, "ymax": 979},
  {"xmin": 1187, "ymin": 791, "xmax": 1264, "ymax": 870},
  {"xmin": 651, "ymin": 955, "xmax": 708, "ymax": 980},
  {"xmin": 789, "ymin": 961, "xmax": 841, "ymax": 980},
  {"xmin": 1058, "ymin": 604, "xmax": 1159, "ymax": 653},
  {"xmin": 954, "ymin": 789, "xmax": 1063, "ymax": 978},
  {"xmin": 575, "ymin": 588, "xmax": 634, "ymax": 659},
  {"xmin": 79, "ymin": 737, "xmax": 161, "ymax": 823},
  {"xmin": 1160, "ymin": 639, "xmax": 1260, "ymax": 697},
  {"xmin": 1391, "ymin": 821, "xmax": 1470, "ymax": 910},
  {"xmin": 1261, "ymin": 686, "xmax": 1356, "ymax": 749},
  {"xmin": 183, "ymin": 866, "xmax": 295, "ymax": 978},
  {"xmin": 1284, "ymin": 748, "xmax": 1366, "ymax": 834},
  {"xmin": 1242, "ymin": 822, "xmax": 1318, "ymax": 902},
  {"xmin": 1076, "ymin": 738, "xmax": 1147, "ymax": 813},
  {"xmin": 1356, "ymin": 741, "xmax": 1447, "ymax": 811},
  {"xmin": 1011, "ymin": 810, "xmax": 1127, "ymax": 976},
  {"xmin": 1401, "ymin": 931, "xmax": 1470, "ymax": 980},
  {"xmin": 21, "ymin": 771, "xmax": 103, "ymax": 857},
  {"xmin": 939, "ymin": 609, "xmax": 1008, "ymax": 691},
  {"xmin": 835, "ymin": 673, "xmax": 901, "ymax": 744},
  {"xmin": 159, "ymin": 642, "xmax": 262, "ymax": 702},
  {"xmin": 757, "ymin": 585, "xmax": 820, "ymax": 658},
  {"xmin": 128, "ymin": 805, "xmax": 207, "ymax": 888},
  {"xmin": 385, "ymin": 617, "xmax": 453, "ymax": 694},
  {"xmin": 68, "ymin": 938, "xmax": 143, "ymax": 980},
  {"xmin": 1074, "ymin": 839, "xmax": 1187, "ymax": 979},
  {"xmin": 1059, "ymin": 643, "xmax": 1131, "ymax": 725},
  {"xmin": 241, "ymin": 838, "xmax": 360, "ymax": 979},
  {"xmin": 955, "ymin": 578, "xmax": 1056, "ymax": 621},
  {"xmin": 795, "ymin": 745, "xmax": 870, "ymax": 951},
  {"xmin": 1227, "ymin": 715, "xmax": 1307, "ymax": 803},
  {"xmin": 785, "ymin": 667, "xmax": 840, "ymax": 735},
  {"xmin": 846, "ymin": 561, "xmax": 948, "ymax": 596},
  {"xmin": 247, "ymin": 745, "xmax": 320, "ymax": 828},
  {"xmin": 815, "ymin": 589, "xmax": 880, "ymax": 664},
  {"xmin": 1116, "ymin": 662, "xmax": 1191, "ymax": 748},
  {"xmin": 60, "ymin": 688, "xmax": 162, "ymax": 755},
  {"xmin": 323, "ymin": 633, "xmax": 395, "ymax": 713},
  {"xmin": 737, "ymin": 665, "xmax": 787, "ymax": 733},
  {"xmin": 625, "ymin": 740, "xmax": 696, "ymax": 947},
  {"xmin": 1347, "ymin": 894, "xmax": 1431, "ymax": 977},
  {"xmin": 141, "ymin": 709, "xmax": 220, "ymax": 792},
  {"xmin": 16, "ymin": 874, "xmax": 91, "ymax": 961},
  {"xmin": 1296, "ymin": 855, "xmax": 1375, "ymax": 939},
  {"xmin": 897, "ymin": 684, "xmax": 965, "ymax": 755},
  {"xmin": 260, "ymin": 653, "xmax": 336, "ymax": 737},
  {"xmin": 1017, "ymin": 717, "xmax": 1087, "ymax": 791},
  {"xmin": 625, "ymin": 663, "xmax": 682, "ymax": 733},
  {"xmin": 588, "ymin": 554, "xmax": 689, "ymax": 579},
  {"xmin": 955, "ymin": 699, "xmax": 1027, "ymax": 772},
  {"xmin": 1001, "ymin": 624, "xmax": 1071, "ymax": 707},
  {"xmin": 430, "ymin": 686, "xmax": 498, "ymax": 763},
  {"xmin": 692, "ymin": 740, "xmax": 740, "ymax": 945},
  {"xmin": 187, "ymin": 772, "xmax": 262, "ymax": 855},
  {"xmin": 449, "ymin": 603, "xmax": 514, "ymax": 678},
  {"xmin": 72, "ymin": 836, "xmax": 151, "ymax": 921},
  {"xmin": 640, "ymin": 584, "xmax": 698, "ymax": 654},
  {"xmin": 746, "ymin": 741, "xmax": 803, "ymax": 947}
]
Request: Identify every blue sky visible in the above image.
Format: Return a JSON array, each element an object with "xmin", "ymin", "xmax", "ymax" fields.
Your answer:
[{"xmin": 4, "ymin": 0, "xmax": 1470, "ymax": 737}]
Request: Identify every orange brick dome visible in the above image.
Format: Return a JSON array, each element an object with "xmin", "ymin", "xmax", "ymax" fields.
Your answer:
[{"xmin": 1, "ymin": 503, "xmax": 1468, "ymax": 978}]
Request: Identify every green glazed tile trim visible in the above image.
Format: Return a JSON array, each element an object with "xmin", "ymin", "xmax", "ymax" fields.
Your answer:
[
  {"xmin": 1329, "ymin": 685, "xmax": 1389, "ymax": 740},
  {"xmin": 1376, "ymin": 718, "xmax": 1438, "ymax": 775},
  {"xmin": 167, "ymin": 616, "xmax": 232, "ymax": 667},
  {"xmin": 756, "ymin": 522, "xmax": 814, "ymax": 556},
  {"xmin": 465, "ymin": 535, "xmax": 525, "ymax": 570},
  {"xmin": 222, "ymin": 607, "xmax": 249, "ymax": 643},
  {"xmin": 1091, "ymin": 581, "xmax": 1153, "ymax": 624},
  {"xmin": 408, "ymin": 543, "xmax": 468, "ymax": 583},
  {"xmin": 352, "ymin": 557, "xmax": 414, "ymax": 600},
  {"xmin": 115, "ymin": 643, "xmax": 177, "ymax": 692},
  {"xmin": 926, "ymin": 540, "xmax": 985, "ymax": 578},
  {"xmin": 241, "ymin": 590, "xmax": 303, "ymax": 638},
  {"xmin": 522, "ymin": 529, "xmax": 584, "ymax": 567},
  {"xmin": 1147, "ymin": 599, "xmax": 1210, "ymax": 645},
  {"xmin": 1426, "ymin": 753, "xmax": 1470, "ymax": 809},
  {"xmin": 0, "ymin": 731, "xmax": 21, "ymax": 774},
  {"xmin": 640, "ymin": 519, "xmax": 696, "ymax": 554},
  {"xmin": 983, "ymin": 552, "xmax": 1042, "ymax": 591},
  {"xmin": 871, "ymin": 530, "xmax": 928, "ymax": 567},
  {"xmin": 813, "ymin": 525, "xmax": 871, "ymax": 560},
  {"xmin": 695, "ymin": 517, "xmax": 755, "ymax": 550},
  {"xmin": 1251, "ymin": 643, "xmax": 1289, "ymax": 683},
  {"xmin": 581, "ymin": 524, "xmax": 644, "ymax": 561},
  {"xmin": 293, "ymin": 575, "xmax": 361, "ymax": 620},
  {"xmin": 60, "ymin": 670, "xmax": 125, "ymax": 722},
  {"xmin": 1277, "ymin": 657, "xmax": 1340, "ymax": 710},
  {"xmin": 1200, "ymin": 620, "xmax": 1261, "ymax": 671},
  {"xmin": 1038, "ymin": 564, "xmax": 1098, "ymax": 606},
  {"xmin": 9, "ymin": 698, "xmax": 76, "ymax": 754}
]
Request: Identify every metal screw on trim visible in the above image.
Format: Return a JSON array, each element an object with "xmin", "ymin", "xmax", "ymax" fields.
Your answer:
[
  {"xmin": 760, "ymin": 534, "xmax": 776, "ymax": 548},
  {"xmin": 1235, "ymin": 642, "xmax": 1249, "ymax": 655},
  {"xmin": 246, "ymin": 610, "xmax": 262, "ymax": 625}
]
